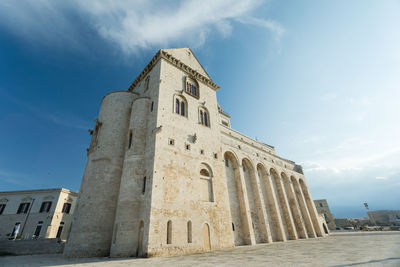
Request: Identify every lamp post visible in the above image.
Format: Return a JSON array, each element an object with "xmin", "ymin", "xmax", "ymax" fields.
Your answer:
[{"xmin": 364, "ymin": 202, "xmax": 377, "ymax": 227}]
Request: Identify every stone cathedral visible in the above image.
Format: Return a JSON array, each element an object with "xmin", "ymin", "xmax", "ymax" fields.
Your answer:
[{"xmin": 64, "ymin": 48, "xmax": 327, "ymax": 258}]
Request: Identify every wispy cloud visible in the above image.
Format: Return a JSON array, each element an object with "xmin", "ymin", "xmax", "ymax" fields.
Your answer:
[
  {"xmin": 0, "ymin": 0, "xmax": 283, "ymax": 54},
  {"xmin": 236, "ymin": 17, "xmax": 285, "ymax": 40},
  {"xmin": 4, "ymin": 93, "xmax": 90, "ymax": 130}
]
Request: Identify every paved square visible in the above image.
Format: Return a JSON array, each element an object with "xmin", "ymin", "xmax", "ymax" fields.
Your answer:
[{"xmin": 1, "ymin": 232, "xmax": 399, "ymax": 266}]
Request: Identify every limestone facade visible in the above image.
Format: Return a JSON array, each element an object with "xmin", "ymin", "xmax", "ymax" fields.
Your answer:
[
  {"xmin": 64, "ymin": 48, "xmax": 326, "ymax": 258},
  {"xmin": 0, "ymin": 188, "xmax": 77, "ymax": 241},
  {"xmin": 314, "ymin": 199, "xmax": 336, "ymax": 230}
]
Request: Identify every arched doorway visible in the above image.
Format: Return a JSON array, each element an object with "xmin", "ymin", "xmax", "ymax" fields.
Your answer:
[{"xmin": 203, "ymin": 223, "xmax": 211, "ymax": 251}]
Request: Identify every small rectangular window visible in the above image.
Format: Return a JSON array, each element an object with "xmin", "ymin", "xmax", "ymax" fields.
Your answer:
[
  {"xmin": 169, "ymin": 139, "xmax": 175, "ymax": 146},
  {"xmin": 200, "ymin": 149, "xmax": 204, "ymax": 155},
  {"xmin": 17, "ymin": 203, "xmax": 30, "ymax": 214},
  {"xmin": 186, "ymin": 144, "xmax": 190, "ymax": 150},
  {"xmin": 151, "ymin": 101, "xmax": 154, "ymax": 112},
  {"xmin": 34, "ymin": 225, "xmax": 42, "ymax": 237},
  {"xmin": 214, "ymin": 153, "xmax": 218, "ymax": 159},
  {"xmin": 39, "ymin": 201, "xmax": 52, "ymax": 213},
  {"xmin": 142, "ymin": 176, "xmax": 146, "ymax": 194}
]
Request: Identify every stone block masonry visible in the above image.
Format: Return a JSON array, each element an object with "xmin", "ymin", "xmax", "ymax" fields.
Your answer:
[{"xmin": 64, "ymin": 48, "xmax": 326, "ymax": 258}]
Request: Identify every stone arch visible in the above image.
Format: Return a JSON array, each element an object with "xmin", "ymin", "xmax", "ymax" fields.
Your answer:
[
  {"xmin": 281, "ymin": 172, "xmax": 307, "ymax": 239},
  {"xmin": 270, "ymin": 168, "xmax": 297, "ymax": 240},
  {"xmin": 198, "ymin": 106, "xmax": 210, "ymax": 127},
  {"xmin": 257, "ymin": 163, "xmax": 284, "ymax": 242},
  {"xmin": 199, "ymin": 163, "xmax": 214, "ymax": 202},
  {"xmin": 291, "ymin": 176, "xmax": 315, "ymax": 238},
  {"xmin": 242, "ymin": 158, "xmax": 268, "ymax": 243},
  {"xmin": 223, "ymin": 151, "xmax": 251, "ymax": 245},
  {"xmin": 173, "ymin": 94, "xmax": 188, "ymax": 117},
  {"xmin": 203, "ymin": 223, "xmax": 211, "ymax": 251},
  {"xmin": 299, "ymin": 179, "xmax": 323, "ymax": 237}
]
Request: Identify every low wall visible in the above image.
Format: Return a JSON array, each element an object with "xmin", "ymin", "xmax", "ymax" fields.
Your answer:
[{"xmin": 0, "ymin": 238, "xmax": 64, "ymax": 255}]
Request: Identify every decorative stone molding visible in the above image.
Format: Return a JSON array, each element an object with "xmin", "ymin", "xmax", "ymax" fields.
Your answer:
[{"xmin": 128, "ymin": 50, "xmax": 220, "ymax": 91}]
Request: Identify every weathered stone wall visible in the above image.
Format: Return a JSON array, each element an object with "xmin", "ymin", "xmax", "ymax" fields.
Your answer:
[
  {"xmin": 0, "ymin": 239, "xmax": 64, "ymax": 255},
  {"xmin": 146, "ymin": 56, "xmax": 234, "ymax": 257},
  {"xmin": 64, "ymin": 91, "xmax": 135, "ymax": 257},
  {"xmin": 64, "ymin": 48, "xmax": 326, "ymax": 258}
]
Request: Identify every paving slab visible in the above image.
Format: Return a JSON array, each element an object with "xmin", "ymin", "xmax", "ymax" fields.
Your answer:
[{"xmin": 1, "ymin": 231, "xmax": 399, "ymax": 267}]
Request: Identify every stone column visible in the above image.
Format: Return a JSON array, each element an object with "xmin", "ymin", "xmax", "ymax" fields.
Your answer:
[
  {"xmin": 237, "ymin": 165, "xmax": 256, "ymax": 245},
  {"xmin": 299, "ymin": 179, "xmax": 323, "ymax": 237},
  {"xmin": 292, "ymin": 178, "xmax": 316, "ymax": 238},
  {"xmin": 262, "ymin": 172, "xmax": 286, "ymax": 242},
  {"xmin": 252, "ymin": 168, "xmax": 273, "ymax": 243},
  {"xmin": 282, "ymin": 174, "xmax": 307, "ymax": 239}
]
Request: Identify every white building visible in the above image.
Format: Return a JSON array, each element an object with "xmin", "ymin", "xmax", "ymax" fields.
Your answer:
[
  {"xmin": 64, "ymin": 48, "xmax": 326, "ymax": 258},
  {"xmin": 0, "ymin": 188, "xmax": 77, "ymax": 241}
]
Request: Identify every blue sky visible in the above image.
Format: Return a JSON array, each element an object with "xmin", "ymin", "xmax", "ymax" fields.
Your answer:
[{"xmin": 0, "ymin": 0, "xmax": 399, "ymax": 218}]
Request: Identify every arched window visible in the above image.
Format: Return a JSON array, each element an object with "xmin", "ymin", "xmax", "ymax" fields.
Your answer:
[
  {"xmin": 185, "ymin": 77, "xmax": 199, "ymax": 98},
  {"xmin": 175, "ymin": 99, "xmax": 180, "ymax": 114},
  {"xmin": 187, "ymin": 221, "xmax": 192, "ymax": 243},
  {"xmin": 200, "ymin": 163, "xmax": 213, "ymax": 202},
  {"xmin": 199, "ymin": 107, "xmax": 210, "ymax": 127},
  {"xmin": 174, "ymin": 96, "xmax": 187, "ymax": 117},
  {"xmin": 167, "ymin": 220, "xmax": 172, "ymax": 244},
  {"xmin": 181, "ymin": 101, "xmax": 185, "ymax": 116}
]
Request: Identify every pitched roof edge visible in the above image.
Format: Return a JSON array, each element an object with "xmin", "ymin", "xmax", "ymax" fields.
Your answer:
[{"xmin": 128, "ymin": 49, "xmax": 220, "ymax": 92}]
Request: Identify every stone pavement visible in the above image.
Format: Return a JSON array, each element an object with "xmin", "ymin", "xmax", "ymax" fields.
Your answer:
[{"xmin": 1, "ymin": 231, "xmax": 399, "ymax": 267}]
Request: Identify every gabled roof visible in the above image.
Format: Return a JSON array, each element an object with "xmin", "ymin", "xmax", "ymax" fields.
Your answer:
[
  {"xmin": 128, "ymin": 48, "xmax": 219, "ymax": 91},
  {"xmin": 162, "ymin": 48, "xmax": 211, "ymax": 79}
]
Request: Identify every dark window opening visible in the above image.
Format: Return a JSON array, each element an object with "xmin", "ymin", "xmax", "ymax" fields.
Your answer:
[
  {"xmin": 232, "ymin": 223, "xmax": 235, "ymax": 231},
  {"xmin": 128, "ymin": 131, "xmax": 133, "ymax": 149},
  {"xmin": 200, "ymin": 149, "xmax": 204, "ymax": 155},
  {"xmin": 167, "ymin": 220, "xmax": 172, "ymax": 244},
  {"xmin": 62, "ymin": 203, "xmax": 72, "ymax": 214},
  {"xmin": 17, "ymin": 203, "xmax": 30, "ymax": 214},
  {"xmin": 181, "ymin": 101, "xmax": 185, "ymax": 116},
  {"xmin": 151, "ymin": 101, "xmax": 154, "ymax": 112},
  {"xmin": 175, "ymin": 99, "xmax": 180, "ymax": 114},
  {"xmin": 187, "ymin": 221, "xmax": 192, "ymax": 243},
  {"xmin": 142, "ymin": 176, "xmax": 146, "ymax": 194},
  {"xmin": 56, "ymin": 226, "xmax": 63, "ymax": 238},
  {"xmin": 39, "ymin": 201, "xmax": 52, "ymax": 213},
  {"xmin": 186, "ymin": 144, "xmax": 190, "ymax": 150},
  {"xmin": 34, "ymin": 225, "xmax": 42, "ymax": 237}
]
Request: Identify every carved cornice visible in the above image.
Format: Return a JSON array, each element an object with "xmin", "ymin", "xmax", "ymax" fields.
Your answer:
[{"xmin": 128, "ymin": 50, "xmax": 220, "ymax": 91}]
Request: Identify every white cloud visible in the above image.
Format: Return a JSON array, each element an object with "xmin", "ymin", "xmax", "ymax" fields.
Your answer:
[
  {"xmin": 0, "ymin": 0, "xmax": 283, "ymax": 54},
  {"xmin": 236, "ymin": 17, "xmax": 285, "ymax": 40}
]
